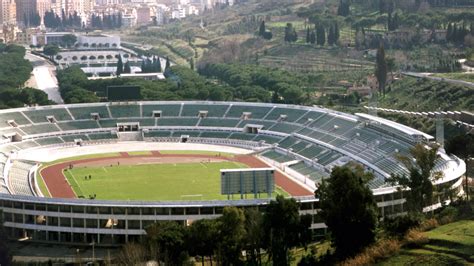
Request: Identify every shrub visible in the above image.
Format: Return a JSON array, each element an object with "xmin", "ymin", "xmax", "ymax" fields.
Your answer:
[
  {"xmin": 404, "ymin": 229, "xmax": 428, "ymax": 247},
  {"xmin": 339, "ymin": 239, "xmax": 401, "ymax": 266},
  {"xmin": 419, "ymin": 218, "xmax": 439, "ymax": 231},
  {"xmin": 383, "ymin": 213, "xmax": 424, "ymax": 236},
  {"xmin": 437, "ymin": 206, "xmax": 459, "ymax": 224}
]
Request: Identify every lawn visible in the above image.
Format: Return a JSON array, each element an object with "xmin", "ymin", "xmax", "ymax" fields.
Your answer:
[
  {"xmin": 159, "ymin": 150, "xmax": 235, "ymax": 157},
  {"xmin": 63, "ymin": 161, "xmax": 287, "ymax": 201},
  {"xmin": 378, "ymin": 219, "xmax": 474, "ymax": 265}
]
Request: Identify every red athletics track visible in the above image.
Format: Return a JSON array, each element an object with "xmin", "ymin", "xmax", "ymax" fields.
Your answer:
[{"xmin": 40, "ymin": 152, "xmax": 313, "ymax": 199}]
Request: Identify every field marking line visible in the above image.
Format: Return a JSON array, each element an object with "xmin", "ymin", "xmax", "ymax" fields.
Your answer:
[
  {"xmin": 67, "ymin": 170, "xmax": 86, "ymax": 197},
  {"xmin": 102, "ymin": 167, "xmax": 108, "ymax": 173}
]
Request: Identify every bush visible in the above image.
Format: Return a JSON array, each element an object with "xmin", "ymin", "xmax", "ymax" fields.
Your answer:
[
  {"xmin": 404, "ymin": 229, "xmax": 428, "ymax": 247},
  {"xmin": 340, "ymin": 239, "xmax": 401, "ymax": 266},
  {"xmin": 383, "ymin": 213, "xmax": 424, "ymax": 236},
  {"xmin": 418, "ymin": 218, "xmax": 439, "ymax": 232}
]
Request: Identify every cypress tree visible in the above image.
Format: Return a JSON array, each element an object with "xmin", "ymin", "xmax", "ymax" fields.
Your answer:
[
  {"xmin": 259, "ymin": 21, "xmax": 266, "ymax": 36},
  {"xmin": 116, "ymin": 56, "xmax": 123, "ymax": 75},
  {"xmin": 123, "ymin": 61, "xmax": 131, "ymax": 73},
  {"xmin": 310, "ymin": 31, "xmax": 316, "ymax": 44},
  {"xmin": 328, "ymin": 24, "xmax": 335, "ymax": 45},
  {"xmin": 165, "ymin": 57, "xmax": 171, "ymax": 69},
  {"xmin": 316, "ymin": 24, "xmax": 326, "ymax": 46},
  {"xmin": 446, "ymin": 23, "xmax": 453, "ymax": 42},
  {"xmin": 306, "ymin": 28, "xmax": 310, "ymax": 43},
  {"xmin": 375, "ymin": 43, "xmax": 387, "ymax": 96},
  {"xmin": 335, "ymin": 22, "xmax": 340, "ymax": 43}
]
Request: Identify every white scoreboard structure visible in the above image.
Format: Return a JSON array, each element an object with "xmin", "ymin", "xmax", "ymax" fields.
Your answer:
[{"xmin": 220, "ymin": 168, "xmax": 275, "ymax": 199}]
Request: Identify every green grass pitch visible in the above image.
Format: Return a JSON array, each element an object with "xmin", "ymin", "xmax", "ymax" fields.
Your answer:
[{"xmin": 63, "ymin": 161, "xmax": 287, "ymax": 201}]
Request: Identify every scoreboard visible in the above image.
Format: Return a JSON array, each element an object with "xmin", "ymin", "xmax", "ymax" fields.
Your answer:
[{"xmin": 221, "ymin": 168, "xmax": 275, "ymax": 199}]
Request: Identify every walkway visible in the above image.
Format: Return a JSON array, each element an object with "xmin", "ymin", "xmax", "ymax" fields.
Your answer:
[{"xmin": 24, "ymin": 52, "xmax": 63, "ymax": 103}]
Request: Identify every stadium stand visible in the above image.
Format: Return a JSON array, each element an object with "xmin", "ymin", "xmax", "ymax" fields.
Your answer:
[
  {"xmin": 23, "ymin": 108, "xmax": 73, "ymax": 123},
  {"xmin": 261, "ymin": 150, "xmax": 293, "ymax": 163},
  {"xmin": 157, "ymin": 118, "xmax": 199, "ymax": 126},
  {"xmin": 108, "ymin": 105, "xmax": 141, "ymax": 118},
  {"xmin": 8, "ymin": 160, "xmax": 35, "ymax": 196},
  {"xmin": 57, "ymin": 120, "xmax": 100, "ymax": 131},
  {"xmin": 225, "ymin": 105, "xmax": 272, "ymax": 119},
  {"xmin": 199, "ymin": 118, "xmax": 240, "ymax": 127},
  {"xmin": 264, "ymin": 107, "xmax": 308, "ymax": 122},
  {"xmin": 181, "ymin": 104, "xmax": 229, "ymax": 117},
  {"xmin": 20, "ymin": 124, "xmax": 61, "ymax": 135},
  {"xmin": 35, "ymin": 137, "xmax": 64, "ymax": 146},
  {"xmin": 0, "ymin": 112, "xmax": 31, "ymax": 126},
  {"xmin": 142, "ymin": 104, "xmax": 181, "ymax": 117},
  {"xmin": 68, "ymin": 106, "xmax": 110, "ymax": 120}
]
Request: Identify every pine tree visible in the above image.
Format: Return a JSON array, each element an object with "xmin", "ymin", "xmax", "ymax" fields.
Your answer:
[
  {"xmin": 375, "ymin": 43, "xmax": 387, "ymax": 96},
  {"xmin": 116, "ymin": 56, "xmax": 123, "ymax": 75}
]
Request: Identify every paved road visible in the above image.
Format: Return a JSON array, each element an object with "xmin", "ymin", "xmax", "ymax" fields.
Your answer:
[
  {"xmin": 402, "ymin": 71, "xmax": 474, "ymax": 88},
  {"xmin": 24, "ymin": 52, "xmax": 64, "ymax": 103}
]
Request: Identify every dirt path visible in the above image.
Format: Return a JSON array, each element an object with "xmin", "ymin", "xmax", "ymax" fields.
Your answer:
[{"xmin": 41, "ymin": 151, "xmax": 313, "ymax": 199}]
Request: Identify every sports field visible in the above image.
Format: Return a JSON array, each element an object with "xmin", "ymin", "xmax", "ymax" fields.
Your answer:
[{"xmin": 63, "ymin": 161, "xmax": 286, "ymax": 201}]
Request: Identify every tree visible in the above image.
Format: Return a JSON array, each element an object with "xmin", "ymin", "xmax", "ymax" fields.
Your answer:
[
  {"xmin": 189, "ymin": 57, "xmax": 194, "ymax": 70},
  {"xmin": 284, "ymin": 23, "xmax": 298, "ymax": 43},
  {"xmin": 337, "ymin": 0, "xmax": 350, "ymax": 16},
  {"xmin": 116, "ymin": 55, "xmax": 123, "ymax": 75},
  {"xmin": 316, "ymin": 164, "xmax": 378, "ymax": 259},
  {"xmin": 375, "ymin": 42, "xmax": 387, "ymax": 96},
  {"xmin": 61, "ymin": 34, "xmax": 77, "ymax": 48},
  {"xmin": 328, "ymin": 24, "xmax": 336, "ymax": 45},
  {"xmin": 188, "ymin": 219, "xmax": 219, "ymax": 265},
  {"xmin": 445, "ymin": 134, "xmax": 474, "ymax": 201},
  {"xmin": 123, "ymin": 61, "xmax": 131, "ymax": 73},
  {"xmin": 388, "ymin": 144, "xmax": 442, "ymax": 213},
  {"xmin": 243, "ymin": 208, "xmax": 264, "ymax": 264},
  {"xmin": 259, "ymin": 20, "xmax": 266, "ymax": 36},
  {"xmin": 43, "ymin": 44, "xmax": 60, "ymax": 61},
  {"xmin": 316, "ymin": 24, "xmax": 326, "ymax": 46},
  {"xmin": 306, "ymin": 27, "xmax": 311, "ymax": 43},
  {"xmin": 217, "ymin": 207, "xmax": 246, "ymax": 265},
  {"xmin": 165, "ymin": 57, "xmax": 171, "ymax": 69},
  {"xmin": 263, "ymin": 195, "xmax": 312, "ymax": 265},
  {"xmin": 145, "ymin": 221, "xmax": 189, "ymax": 265},
  {"xmin": 309, "ymin": 31, "xmax": 316, "ymax": 44}
]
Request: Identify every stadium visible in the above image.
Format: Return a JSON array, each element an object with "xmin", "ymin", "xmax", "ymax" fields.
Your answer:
[{"xmin": 0, "ymin": 101, "xmax": 466, "ymax": 245}]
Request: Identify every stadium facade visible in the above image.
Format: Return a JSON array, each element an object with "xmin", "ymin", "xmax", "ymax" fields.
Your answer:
[{"xmin": 0, "ymin": 101, "xmax": 466, "ymax": 245}]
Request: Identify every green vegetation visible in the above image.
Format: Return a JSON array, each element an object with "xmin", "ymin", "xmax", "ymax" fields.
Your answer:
[
  {"xmin": 127, "ymin": 151, "xmax": 152, "ymax": 156},
  {"xmin": 35, "ymin": 171, "xmax": 51, "ymax": 198},
  {"xmin": 158, "ymin": 150, "xmax": 234, "ymax": 157},
  {"xmin": 0, "ymin": 44, "xmax": 51, "ymax": 109},
  {"xmin": 379, "ymin": 219, "xmax": 474, "ymax": 266},
  {"xmin": 317, "ymin": 164, "xmax": 378, "ymax": 259},
  {"xmin": 431, "ymin": 73, "xmax": 474, "ymax": 83},
  {"xmin": 63, "ymin": 161, "xmax": 289, "ymax": 201},
  {"xmin": 118, "ymin": 196, "xmax": 311, "ymax": 265}
]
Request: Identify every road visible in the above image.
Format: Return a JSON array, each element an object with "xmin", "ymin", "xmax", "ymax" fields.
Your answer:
[
  {"xmin": 24, "ymin": 52, "xmax": 64, "ymax": 103},
  {"xmin": 402, "ymin": 71, "xmax": 474, "ymax": 88}
]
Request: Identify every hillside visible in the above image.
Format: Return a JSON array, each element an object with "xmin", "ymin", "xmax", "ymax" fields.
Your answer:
[{"xmin": 378, "ymin": 219, "xmax": 474, "ymax": 265}]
